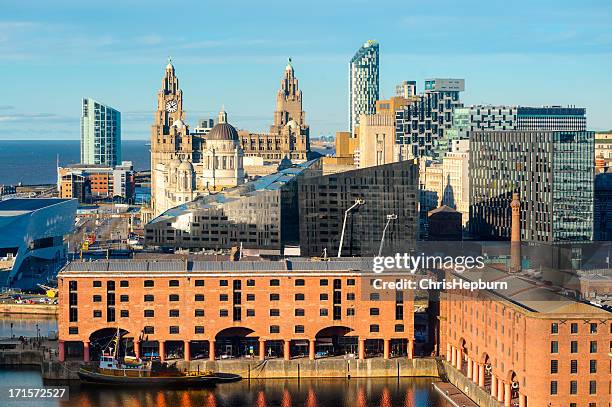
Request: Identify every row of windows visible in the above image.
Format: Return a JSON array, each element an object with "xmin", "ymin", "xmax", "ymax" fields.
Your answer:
[
  {"xmin": 550, "ymin": 380, "xmax": 598, "ymax": 395},
  {"xmin": 91, "ymin": 292, "xmax": 363, "ymax": 303},
  {"xmin": 551, "ymin": 322, "xmax": 601, "ymax": 334},
  {"xmin": 550, "ymin": 359, "xmax": 598, "ymax": 374},
  {"xmin": 550, "ymin": 340, "xmax": 599, "ymax": 354},
  {"xmin": 91, "ymin": 278, "xmax": 358, "ymax": 288}
]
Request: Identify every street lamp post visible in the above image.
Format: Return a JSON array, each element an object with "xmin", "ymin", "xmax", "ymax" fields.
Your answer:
[
  {"xmin": 378, "ymin": 214, "xmax": 398, "ymax": 257},
  {"xmin": 337, "ymin": 199, "xmax": 365, "ymax": 258}
]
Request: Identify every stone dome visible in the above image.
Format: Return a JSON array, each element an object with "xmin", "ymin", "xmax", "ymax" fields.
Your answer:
[{"xmin": 207, "ymin": 122, "xmax": 239, "ymax": 141}]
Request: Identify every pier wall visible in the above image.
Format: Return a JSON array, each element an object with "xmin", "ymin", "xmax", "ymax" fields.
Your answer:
[
  {"xmin": 0, "ymin": 303, "xmax": 58, "ymax": 315},
  {"xmin": 443, "ymin": 361, "xmax": 502, "ymax": 407}
]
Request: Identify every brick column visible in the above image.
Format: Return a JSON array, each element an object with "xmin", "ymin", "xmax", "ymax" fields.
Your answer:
[
  {"xmin": 407, "ymin": 339, "xmax": 414, "ymax": 359},
  {"xmin": 284, "ymin": 340, "xmax": 291, "ymax": 361},
  {"xmin": 83, "ymin": 341, "xmax": 90, "ymax": 362},
  {"xmin": 134, "ymin": 340, "xmax": 140, "ymax": 358},
  {"xmin": 497, "ymin": 380, "xmax": 504, "ymax": 403},
  {"xmin": 491, "ymin": 375, "xmax": 498, "ymax": 398},
  {"xmin": 184, "ymin": 341, "xmax": 191, "ymax": 362},
  {"xmin": 259, "ymin": 339, "xmax": 265, "ymax": 361},
  {"xmin": 159, "ymin": 341, "xmax": 165, "ymax": 362},
  {"xmin": 504, "ymin": 382, "xmax": 511, "ymax": 407},
  {"xmin": 358, "ymin": 338, "xmax": 366, "ymax": 360},
  {"xmin": 478, "ymin": 364, "xmax": 485, "ymax": 387},
  {"xmin": 446, "ymin": 343, "xmax": 451, "ymax": 362},
  {"xmin": 457, "ymin": 349, "xmax": 463, "ymax": 371},
  {"xmin": 518, "ymin": 394, "xmax": 526, "ymax": 407},
  {"xmin": 58, "ymin": 340, "xmax": 65, "ymax": 362},
  {"xmin": 472, "ymin": 360, "xmax": 478, "ymax": 382},
  {"xmin": 383, "ymin": 339, "xmax": 390, "ymax": 359},
  {"xmin": 467, "ymin": 357, "xmax": 472, "ymax": 379},
  {"xmin": 308, "ymin": 339, "xmax": 315, "ymax": 360},
  {"xmin": 450, "ymin": 346, "xmax": 456, "ymax": 367},
  {"xmin": 209, "ymin": 340, "xmax": 215, "ymax": 361}
]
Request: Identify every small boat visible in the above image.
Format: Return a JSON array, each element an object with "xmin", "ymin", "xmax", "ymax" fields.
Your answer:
[{"xmin": 78, "ymin": 328, "xmax": 240, "ymax": 387}]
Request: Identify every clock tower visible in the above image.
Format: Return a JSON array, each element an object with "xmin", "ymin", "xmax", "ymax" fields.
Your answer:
[{"xmin": 150, "ymin": 59, "xmax": 190, "ymax": 215}]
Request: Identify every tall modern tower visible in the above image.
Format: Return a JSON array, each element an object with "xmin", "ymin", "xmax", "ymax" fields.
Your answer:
[
  {"xmin": 349, "ymin": 40, "xmax": 379, "ymax": 135},
  {"xmin": 80, "ymin": 98, "xmax": 121, "ymax": 167}
]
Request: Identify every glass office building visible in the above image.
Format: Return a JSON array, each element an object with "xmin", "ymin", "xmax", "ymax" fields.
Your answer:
[
  {"xmin": 470, "ymin": 130, "xmax": 594, "ymax": 243},
  {"xmin": 81, "ymin": 98, "xmax": 121, "ymax": 167},
  {"xmin": 349, "ymin": 40, "xmax": 379, "ymax": 135}
]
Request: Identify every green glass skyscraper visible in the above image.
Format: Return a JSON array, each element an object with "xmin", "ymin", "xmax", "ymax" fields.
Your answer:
[{"xmin": 80, "ymin": 97, "xmax": 121, "ymax": 167}]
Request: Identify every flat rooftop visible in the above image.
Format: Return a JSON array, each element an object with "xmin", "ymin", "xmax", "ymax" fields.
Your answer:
[{"xmin": 0, "ymin": 198, "xmax": 69, "ymax": 212}]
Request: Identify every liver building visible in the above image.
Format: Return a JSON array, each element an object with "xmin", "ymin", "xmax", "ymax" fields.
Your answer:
[{"xmin": 148, "ymin": 59, "xmax": 311, "ymax": 218}]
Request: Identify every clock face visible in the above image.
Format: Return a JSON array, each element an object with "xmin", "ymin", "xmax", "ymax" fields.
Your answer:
[{"xmin": 165, "ymin": 99, "xmax": 178, "ymax": 113}]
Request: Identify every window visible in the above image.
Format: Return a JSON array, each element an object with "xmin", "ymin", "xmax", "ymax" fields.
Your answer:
[
  {"xmin": 370, "ymin": 324, "xmax": 380, "ymax": 333},
  {"xmin": 295, "ymin": 309, "xmax": 305, "ymax": 316},
  {"xmin": 571, "ymin": 323, "xmax": 578, "ymax": 334},
  {"xmin": 120, "ymin": 280, "xmax": 129, "ymax": 288},
  {"xmin": 320, "ymin": 293, "xmax": 328, "ymax": 301},
  {"xmin": 369, "ymin": 293, "xmax": 380, "ymax": 301},
  {"xmin": 93, "ymin": 295, "xmax": 102, "ymax": 302},
  {"xmin": 570, "ymin": 341, "xmax": 578, "ymax": 353},
  {"xmin": 270, "ymin": 293, "xmax": 280, "ymax": 301},
  {"xmin": 346, "ymin": 308, "xmax": 355, "ymax": 316},
  {"xmin": 169, "ymin": 280, "xmax": 179, "ymax": 287},
  {"xmin": 169, "ymin": 294, "xmax": 179, "ymax": 302},
  {"xmin": 220, "ymin": 280, "xmax": 228, "ymax": 286},
  {"xmin": 295, "ymin": 293, "xmax": 305, "ymax": 301},
  {"xmin": 219, "ymin": 309, "xmax": 228, "ymax": 317},
  {"xmin": 144, "ymin": 326, "xmax": 154, "ymax": 334},
  {"xmin": 550, "ymin": 360, "xmax": 558, "ymax": 373},
  {"xmin": 69, "ymin": 327, "xmax": 78, "ymax": 335},
  {"xmin": 570, "ymin": 381, "xmax": 577, "ymax": 395},
  {"xmin": 93, "ymin": 281, "xmax": 102, "ymax": 288},
  {"xmin": 270, "ymin": 309, "xmax": 280, "ymax": 317},
  {"xmin": 195, "ymin": 294, "xmax": 204, "ymax": 301},
  {"xmin": 294, "ymin": 325, "xmax": 304, "ymax": 334},
  {"xmin": 590, "ymin": 323, "xmax": 597, "ymax": 334},
  {"xmin": 69, "ymin": 308, "xmax": 77, "ymax": 322},
  {"xmin": 270, "ymin": 279, "xmax": 280, "ymax": 286},
  {"xmin": 270, "ymin": 325, "xmax": 280, "ymax": 334},
  {"xmin": 195, "ymin": 326, "xmax": 205, "ymax": 334},
  {"xmin": 220, "ymin": 294, "xmax": 229, "ymax": 301},
  {"xmin": 93, "ymin": 310, "xmax": 102, "ymax": 318},
  {"xmin": 590, "ymin": 360, "xmax": 597, "ymax": 373},
  {"xmin": 195, "ymin": 280, "xmax": 205, "ymax": 287},
  {"xmin": 320, "ymin": 279, "xmax": 328, "ymax": 286},
  {"xmin": 550, "ymin": 341, "xmax": 559, "ymax": 353},
  {"xmin": 246, "ymin": 279, "xmax": 255, "ymax": 287},
  {"xmin": 550, "ymin": 381, "xmax": 557, "ymax": 395},
  {"xmin": 144, "ymin": 280, "xmax": 154, "ymax": 287},
  {"xmin": 246, "ymin": 309, "xmax": 255, "ymax": 317},
  {"xmin": 551, "ymin": 322, "xmax": 558, "ymax": 334},
  {"xmin": 570, "ymin": 360, "xmax": 577, "ymax": 374},
  {"xmin": 590, "ymin": 341, "xmax": 597, "ymax": 353},
  {"xmin": 347, "ymin": 279, "xmax": 355, "ymax": 286},
  {"xmin": 346, "ymin": 293, "xmax": 355, "ymax": 301},
  {"xmin": 589, "ymin": 380, "xmax": 596, "ymax": 395},
  {"xmin": 169, "ymin": 309, "xmax": 179, "ymax": 317},
  {"xmin": 195, "ymin": 309, "xmax": 205, "ymax": 317},
  {"xmin": 120, "ymin": 310, "xmax": 129, "ymax": 318},
  {"xmin": 246, "ymin": 294, "xmax": 255, "ymax": 301},
  {"xmin": 69, "ymin": 281, "xmax": 77, "ymax": 291},
  {"xmin": 144, "ymin": 294, "xmax": 154, "ymax": 302},
  {"xmin": 395, "ymin": 324, "xmax": 404, "ymax": 333},
  {"xmin": 320, "ymin": 309, "xmax": 328, "ymax": 316},
  {"xmin": 120, "ymin": 295, "xmax": 129, "ymax": 302},
  {"xmin": 144, "ymin": 310, "xmax": 154, "ymax": 317},
  {"xmin": 370, "ymin": 308, "xmax": 380, "ymax": 316},
  {"xmin": 295, "ymin": 279, "xmax": 305, "ymax": 286},
  {"xmin": 169, "ymin": 326, "xmax": 179, "ymax": 334}
]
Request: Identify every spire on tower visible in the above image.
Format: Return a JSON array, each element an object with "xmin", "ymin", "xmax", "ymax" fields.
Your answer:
[
  {"xmin": 166, "ymin": 56, "xmax": 174, "ymax": 70},
  {"xmin": 285, "ymin": 57, "xmax": 293, "ymax": 71},
  {"xmin": 218, "ymin": 106, "xmax": 227, "ymax": 124}
]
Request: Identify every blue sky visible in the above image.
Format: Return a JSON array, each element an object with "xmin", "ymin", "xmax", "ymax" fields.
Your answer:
[{"xmin": 1, "ymin": 0, "xmax": 611, "ymax": 140}]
